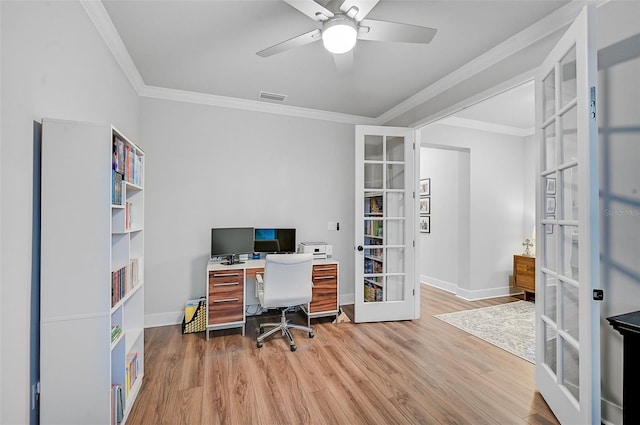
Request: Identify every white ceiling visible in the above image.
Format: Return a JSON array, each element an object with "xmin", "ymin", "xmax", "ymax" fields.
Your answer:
[
  {"xmin": 98, "ymin": 0, "xmax": 577, "ymax": 127},
  {"xmin": 441, "ymin": 80, "xmax": 535, "ymax": 135}
]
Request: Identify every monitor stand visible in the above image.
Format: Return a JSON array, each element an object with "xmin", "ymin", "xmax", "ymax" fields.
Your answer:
[{"xmin": 222, "ymin": 254, "xmax": 245, "ymax": 266}]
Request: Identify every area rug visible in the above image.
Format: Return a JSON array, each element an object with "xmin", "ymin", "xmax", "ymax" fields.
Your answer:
[{"xmin": 434, "ymin": 301, "xmax": 535, "ymax": 363}]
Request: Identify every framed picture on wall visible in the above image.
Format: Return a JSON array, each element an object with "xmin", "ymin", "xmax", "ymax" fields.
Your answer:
[
  {"xmin": 419, "ymin": 197, "xmax": 431, "ymax": 214},
  {"xmin": 420, "ymin": 178, "xmax": 431, "ymax": 196},
  {"xmin": 420, "ymin": 215, "xmax": 430, "ymax": 233}
]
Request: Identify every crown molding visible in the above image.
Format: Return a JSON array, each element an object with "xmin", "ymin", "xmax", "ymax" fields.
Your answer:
[
  {"xmin": 82, "ymin": 0, "xmax": 376, "ymax": 125},
  {"xmin": 140, "ymin": 85, "xmax": 378, "ymax": 125},
  {"xmin": 437, "ymin": 116, "xmax": 535, "ymax": 137},
  {"xmin": 377, "ymin": 1, "xmax": 589, "ymax": 124},
  {"xmin": 82, "ymin": 0, "xmax": 601, "ymax": 127}
]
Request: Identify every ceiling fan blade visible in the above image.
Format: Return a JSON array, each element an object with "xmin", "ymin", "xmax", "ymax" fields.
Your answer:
[
  {"xmin": 257, "ymin": 29, "xmax": 322, "ymax": 57},
  {"xmin": 339, "ymin": 0, "xmax": 379, "ymax": 22},
  {"xmin": 333, "ymin": 50, "xmax": 353, "ymax": 75},
  {"xmin": 283, "ymin": 0, "xmax": 334, "ymax": 21},
  {"xmin": 358, "ymin": 19, "xmax": 437, "ymax": 44}
]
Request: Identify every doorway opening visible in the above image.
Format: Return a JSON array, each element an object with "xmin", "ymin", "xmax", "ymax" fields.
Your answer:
[{"xmin": 417, "ymin": 80, "xmax": 536, "ymax": 300}]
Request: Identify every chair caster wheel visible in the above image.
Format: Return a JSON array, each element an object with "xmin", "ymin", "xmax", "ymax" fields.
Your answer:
[
  {"xmin": 309, "ymin": 332, "xmax": 315, "ymax": 338},
  {"xmin": 257, "ymin": 341, "xmax": 263, "ymax": 348},
  {"xmin": 259, "ymin": 326, "xmax": 264, "ymax": 334},
  {"xmin": 290, "ymin": 344, "xmax": 297, "ymax": 352}
]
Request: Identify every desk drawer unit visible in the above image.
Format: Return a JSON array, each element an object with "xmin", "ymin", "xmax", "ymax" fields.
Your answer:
[
  {"xmin": 311, "ymin": 264, "xmax": 338, "ymax": 314},
  {"xmin": 208, "ymin": 270, "xmax": 244, "ymax": 325}
]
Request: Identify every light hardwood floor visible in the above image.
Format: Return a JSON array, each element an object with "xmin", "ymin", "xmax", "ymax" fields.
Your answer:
[{"xmin": 127, "ymin": 284, "xmax": 559, "ymax": 424}]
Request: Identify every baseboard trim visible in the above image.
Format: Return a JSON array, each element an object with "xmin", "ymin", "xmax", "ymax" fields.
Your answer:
[
  {"xmin": 601, "ymin": 396, "xmax": 622, "ymax": 425},
  {"xmin": 455, "ymin": 285, "xmax": 522, "ymax": 301},
  {"xmin": 340, "ymin": 293, "xmax": 355, "ymax": 305},
  {"xmin": 145, "ymin": 311, "xmax": 183, "ymax": 328},
  {"xmin": 146, "ymin": 297, "xmax": 358, "ymax": 328},
  {"xmin": 421, "ymin": 276, "xmax": 458, "ymax": 294}
]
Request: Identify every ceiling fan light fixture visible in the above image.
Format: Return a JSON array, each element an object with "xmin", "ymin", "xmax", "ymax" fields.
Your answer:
[{"xmin": 322, "ymin": 16, "xmax": 357, "ymax": 54}]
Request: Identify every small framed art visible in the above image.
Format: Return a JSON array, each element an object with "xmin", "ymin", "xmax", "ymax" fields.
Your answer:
[
  {"xmin": 420, "ymin": 178, "xmax": 431, "ymax": 196},
  {"xmin": 419, "ymin": 197, "xmax": 431, "ymax": 214},
  {"xmin": 420, "ymin": 215, "xmax": 430, "ymax": 233}
]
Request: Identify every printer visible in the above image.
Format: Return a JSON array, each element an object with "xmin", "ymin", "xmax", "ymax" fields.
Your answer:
[{"xmin": 298, "ymin": 242, "xmax": 333, "ymax": 259}]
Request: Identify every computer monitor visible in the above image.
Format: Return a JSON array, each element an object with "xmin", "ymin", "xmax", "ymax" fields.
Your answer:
[
  {"xmin": 254, "ymin": 228, "xmax": 296, "ymax": 253},
  {"xmin": 210, "ymin": 227, "xmax": 255, "ymax": 265}
]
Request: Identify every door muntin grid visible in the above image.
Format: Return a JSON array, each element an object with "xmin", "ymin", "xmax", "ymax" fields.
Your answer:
[
  {"xmin": 363, "ymin": 135, "xmax": 406, "ymax": 303},
  {"xmin": 540, "ymin": 42, "xmax": 582, "ymax": 405}
]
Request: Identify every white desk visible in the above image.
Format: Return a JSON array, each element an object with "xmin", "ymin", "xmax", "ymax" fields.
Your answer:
[{"xmin": 205, "ymin": 258, "xmax": 339, "ymax": 340}]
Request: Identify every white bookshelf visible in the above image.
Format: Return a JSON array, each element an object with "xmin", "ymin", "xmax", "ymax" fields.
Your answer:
[{"xmin": 40, "ymin": 119, "xmax": 144, "ymax": 425}]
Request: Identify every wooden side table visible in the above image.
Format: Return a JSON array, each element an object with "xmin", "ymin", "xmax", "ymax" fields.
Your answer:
[{"xmin": 513, "ymin": 255, "xmax": 535, "ymax": 301}]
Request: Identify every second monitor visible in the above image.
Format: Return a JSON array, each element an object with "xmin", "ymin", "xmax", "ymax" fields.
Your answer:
[{"xmin": 254, "ymin": 228, "xmax": 296, "ymax": 253}]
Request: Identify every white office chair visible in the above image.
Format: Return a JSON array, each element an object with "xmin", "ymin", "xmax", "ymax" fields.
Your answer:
[{"xmin": 256, "ymin": 253, "xmax": 314, "ymax": 351}]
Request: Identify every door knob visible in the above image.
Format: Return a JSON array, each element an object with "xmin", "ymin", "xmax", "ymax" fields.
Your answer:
[{"xmin": 357, "ymin": 245, "xmax": 364, "ymax": 251}]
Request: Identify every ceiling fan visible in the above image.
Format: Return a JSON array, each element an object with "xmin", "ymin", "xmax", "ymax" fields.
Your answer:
[{"xmin": 256, "ymin": 0, "xmax": 437, "ymax": 58}]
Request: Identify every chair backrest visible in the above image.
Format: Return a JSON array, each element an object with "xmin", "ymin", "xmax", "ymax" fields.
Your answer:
[{"xmin": 261, "ymin": 253, "xmax": 313, "ymax": 309}]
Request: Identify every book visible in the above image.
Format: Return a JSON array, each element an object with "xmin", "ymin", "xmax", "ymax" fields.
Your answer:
[
  {"xmin": 111, "ymin": 325, "xmax": 122, "ymax": 343},
  {"xmin": 129, "ymin": 258, "xmax": 139, "ymax": 288},
  {"xmin": 111, "ymin": 384, "xmax": 124, "ymax": 425},
  {"xmin": 112, "ymin": 171, "xmax": 123, "ymax": 205}
]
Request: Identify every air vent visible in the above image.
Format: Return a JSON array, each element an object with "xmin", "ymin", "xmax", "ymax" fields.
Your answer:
[{"xmin": 258, "ymin": 91, "xmax": 288, "ymax": 102}]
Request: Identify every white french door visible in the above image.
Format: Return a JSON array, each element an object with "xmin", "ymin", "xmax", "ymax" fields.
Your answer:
[
  {"xmin": 354, "ymin": 125, "xmax": 417, "ymax": 323},
  {"xmin": 535, "ymin": 6, "xmax": 600, "ymax": 424}
]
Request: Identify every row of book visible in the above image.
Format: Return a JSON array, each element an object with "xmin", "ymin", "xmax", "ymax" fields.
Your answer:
[
  {"xmin": 364, "ymin": 220, "xmax": 384, "ymax": 237},
  {"xmin": 365, "ymin": 248, "xmax": 383, "ymax": 260},
  {"xmin": 364, "ymin": 281, "xmax": 383, "ymax": 302},
  {"xmin": 113, "ymin": 136, "xmax": 144, "ymax": 187},
  {"xmin": 111, "ymin": 258, "xmax": 140, "ymax": 308},
  {"xmin": 365, "ymin": 195, "xmax": 383, "ymax": 215},
  {"xmin": 112, "ymin": 266, "xmax": 129, "ymax": 308},
  {"xmin": 364, "ymin": 258, "xmax": 384, "ymax": 274},
  {"xmin": 112, "ymin": 171, "xmax": 123, "ymax": 205},
  {"xmin": 111, "ymin": 384, "xmax": 124, "ymax": 425},
  {"xmin": 125, "ymin": 351, "xmax": 140, "ymax": 399}
]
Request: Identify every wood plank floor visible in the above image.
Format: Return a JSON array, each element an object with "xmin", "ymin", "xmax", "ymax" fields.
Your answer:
[{"xmin": 126, "ymin": 284, "xmax": 559, "ymax": 425}]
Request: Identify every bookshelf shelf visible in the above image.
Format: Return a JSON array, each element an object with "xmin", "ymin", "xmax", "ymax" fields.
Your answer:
[
  {"xmin": 111, "ymin": 332, "xmax": 125, "ymax": 351},
  {"xmin": 40, "ymin": 119, "xmax": 144, "ymax": 425}
]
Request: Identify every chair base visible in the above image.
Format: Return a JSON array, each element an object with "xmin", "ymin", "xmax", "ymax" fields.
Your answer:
[{"xmin": 257, "ymin": 308, "xmax": 314, "ymax": 351}]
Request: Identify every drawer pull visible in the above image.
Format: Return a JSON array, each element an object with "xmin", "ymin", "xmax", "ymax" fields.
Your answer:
[
  {"xmin": 213, "ymin": 298, "xmax": 239, "ymax": 303},
  {"xmin": 212, "ymin": 272, "xmax": 239, "ymax": 277},
  {"xmin": 314, "ymin": 276, "xmax": 335, "ymax": 280},
  {"xmin": 213, "ymin": 282, "xmax": 239, "ymax": 287}
]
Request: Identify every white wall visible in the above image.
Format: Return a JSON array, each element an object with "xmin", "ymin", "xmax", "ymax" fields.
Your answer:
[
  {"xmin": 419, "ymin": 124, "xmax": 528, "ymax": 299},
  {"xmin": 0, "ymin": 2, "xmax": 139, "ymax": 423},
  {"xmin": 419, "ymin": 147, "xmax": 464, "ymax": 292},
  {"xmin": 139, "ymin": 98, "xmax": 355, "ymax": 325},
  {"xmin": 596, "ymin": 2, "xmax": 640, "ymax": 423},
  {"xmin": 522, "ymin": 134, "xmax": 536, "ymax": 240}
]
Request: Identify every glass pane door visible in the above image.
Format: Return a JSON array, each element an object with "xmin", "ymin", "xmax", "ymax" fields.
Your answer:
[
  {"xmin": 535, "ymin": 6, "xmax": 600, "ymax": 424},
  {"xmin": 355, "ymin": 126, "xmax": 416, "ymax": 323}
]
